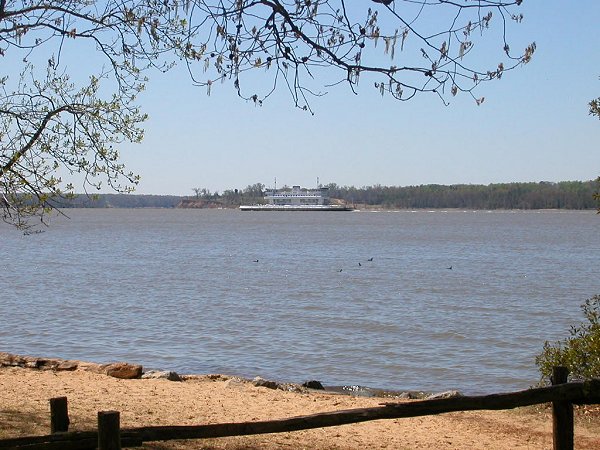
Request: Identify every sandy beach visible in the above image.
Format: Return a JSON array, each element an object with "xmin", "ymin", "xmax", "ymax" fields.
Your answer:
[{"xmin": 1, "ymin": 362, "xmax": 599, "ymax": 450}]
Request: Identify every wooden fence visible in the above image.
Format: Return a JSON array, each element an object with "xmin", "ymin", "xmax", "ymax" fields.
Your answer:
[{"xmin": 1, "ymin": 367, "xmax": 599, "ymax": 450}]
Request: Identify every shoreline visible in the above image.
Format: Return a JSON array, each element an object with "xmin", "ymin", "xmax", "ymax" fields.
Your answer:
[
  {"xmin": 1, "ymin": 358, "xmax": 599, "ymax": 449},
  {"xmin": 0, "ymin": 352, "xmax": 433, "ymax": 400}
]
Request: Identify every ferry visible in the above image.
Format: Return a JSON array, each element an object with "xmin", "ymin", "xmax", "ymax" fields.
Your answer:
[{"xmin": 240, "ymin": 185, "xmax": 354, "ymax": 211}]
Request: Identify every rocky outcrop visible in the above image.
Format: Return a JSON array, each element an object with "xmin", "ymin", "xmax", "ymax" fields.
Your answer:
[
  {"xmin": 0, "ymin": 352, "xmax": 142, "ymax": 379},
  {"xmin": 176, "ymin": 199, "xmax": 226, "ymax": 209},
  {"xmin": 0, "ymin": 352, "xmax": 79, "ymax": 371},
  {"xmin": 1, "ymin": 353, "xmax": 461, "ymax": 397}
]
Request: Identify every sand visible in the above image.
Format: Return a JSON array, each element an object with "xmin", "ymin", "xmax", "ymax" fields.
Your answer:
[{"xmin": 1, "ymin": 366, "xmax": 599, "ymax": 449}]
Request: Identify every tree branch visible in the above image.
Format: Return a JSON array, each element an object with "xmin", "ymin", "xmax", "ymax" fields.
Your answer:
[{"xmin": 1, "ymin": 105, "xmax": 72, "ymax": 178}]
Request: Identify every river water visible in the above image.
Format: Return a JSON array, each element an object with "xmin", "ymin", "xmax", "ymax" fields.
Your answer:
[{"xmin": 1, "ymin": 208, "xmax": 599, "ymax": 394}]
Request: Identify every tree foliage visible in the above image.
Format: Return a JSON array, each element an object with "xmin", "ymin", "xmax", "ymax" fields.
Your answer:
[
  {"xmin": 595, "ymin": 177, "xmax": 600, "ymax": 213},
  {"xmin": 591, "ymin": 99, "xmax": 600, "ymax": 119},
  {"xmin": 1, "ymin": 0, "xmax": 189, "ymax": 227},
  {"xmin": 1, "ymin": 1, "xmax": 534, "ymax": 228},
  {"xmin": 535, "ymin": 295, "xmax": 600, "ymax": 382},
  {"xmin": 590, "ymin": 76, "xmax": 600, "ymax": 120}
]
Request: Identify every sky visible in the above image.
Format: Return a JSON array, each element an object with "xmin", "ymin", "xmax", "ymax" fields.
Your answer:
[{"xmin": 55, "ymin": 1, "xmax": 600, "ymax": 195}]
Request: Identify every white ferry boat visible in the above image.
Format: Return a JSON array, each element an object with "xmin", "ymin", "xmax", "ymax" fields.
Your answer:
[{"xmin": 240, "ymin": 185, "xmax": 354, "ymax": 211}]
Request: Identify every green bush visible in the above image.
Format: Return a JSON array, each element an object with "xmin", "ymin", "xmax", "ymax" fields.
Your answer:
[{"xmin": 535, "ymin": 295, "xmax": 600, "ymax": 382}]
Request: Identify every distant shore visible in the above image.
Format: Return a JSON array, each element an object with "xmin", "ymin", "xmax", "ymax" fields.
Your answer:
[{"xmin": 54, "ymin": 178, "xmax": 599, "ymax": 210}]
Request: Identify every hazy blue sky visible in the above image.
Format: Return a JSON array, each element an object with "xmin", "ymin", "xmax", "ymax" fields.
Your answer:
[{"xmin": 117, "ymin": 1, "xmax": 599, "ymax": 195}]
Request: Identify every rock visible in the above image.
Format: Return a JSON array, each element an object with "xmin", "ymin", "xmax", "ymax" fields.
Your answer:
[
  {"xmin": 206, "ymin": 374, "xmax": 230, "ymax": 381},
  {"xmin": 252, "ymin": 376, "xmax": 279, "ymax": 390},
  {"xmin": 302, "ymin": 380, "xmax": 325, "ymax": 390},
  {"xmin": 101, "ymin": 362, "xmax": 143, "ymax": 379},
  {"xmin": 426, "ymin": 390, "xmax": 463, "ymax": 400},
  {"xmin": 0, "ymin": 352, "xmax": 26, "ymax": 367},
  {"xmin": 223, "ymin": 378, "xmax": 246, "ymax": 389},
  {"xmin": 396, "ymin": 391, "xmax": 428, "ymax": 400},
  {"xmin": 36, "ymin": 358, "xmax": 66, "ymax": 370},
  {"xmin": 276, "ymin": 382, "xmax": 305, "ymax": 393},
  {"xmin": 77, "ymin": 362, "xmax": 104, "ymax": 374},
  {"xmin": 56, "ymin": 361, "xmax": 79, "ymax": 371},
  {"xmin": 141, "ymin": 370, "xmax": 181, "ymax": 381},
  {"xmin": 0, "ymin": 353, "xmax": 60, "ymax": 370},
  {"xmin": 24, "ymin": 357, "xmax": 41, "ymax": 369}
]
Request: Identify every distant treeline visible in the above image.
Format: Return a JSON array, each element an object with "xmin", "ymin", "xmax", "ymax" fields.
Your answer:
[
  {"xmin": 58, "ymin": 180, "xmax": 598, "ymax": 210},
  {"xmin": 57, "ymin": 194, "xmax": 182, "ymax": 209},
  {"xmin": 325, "ymin": 180, "xmax": 598, "ymax": 210}
]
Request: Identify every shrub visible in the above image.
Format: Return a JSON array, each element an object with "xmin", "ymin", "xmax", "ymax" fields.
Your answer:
[{"xmin": 535, "ymin": 295, "xmax": 600, "ymax": 382}]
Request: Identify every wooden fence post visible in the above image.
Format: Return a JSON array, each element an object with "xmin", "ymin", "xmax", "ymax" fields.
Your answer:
[
  {"xmin": 98, "ymin": 410, "xmax": 121, "ymax": 450},
  {"xmin": 49, "ymin": 397, "xmax": 69, "ymax": 433},
  {"xmin": 551, "ymin": 366, "xmax": 573, "ymax": 450}
]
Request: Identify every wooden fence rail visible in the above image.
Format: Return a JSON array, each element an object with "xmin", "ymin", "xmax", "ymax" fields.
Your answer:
[{"xmin": 1, "ymin": 371, "xmax": 599, "ymax": 450}]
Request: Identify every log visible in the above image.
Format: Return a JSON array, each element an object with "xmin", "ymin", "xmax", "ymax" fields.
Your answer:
[
  {"xmin": 0, "ymin": 432, "xmax": 97, "ymax": 449},
  {"xmin": 131, "ymin": 380, "xmax": 600, "ymax": 442},
  {"xmin": 0, "ymin": 433, "xmax": 141, "ymax": 450}
]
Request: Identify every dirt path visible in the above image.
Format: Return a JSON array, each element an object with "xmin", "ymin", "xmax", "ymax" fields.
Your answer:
[{"xmin": 1, "ymin": 366, "xmax": 599, "ymax": 449}]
